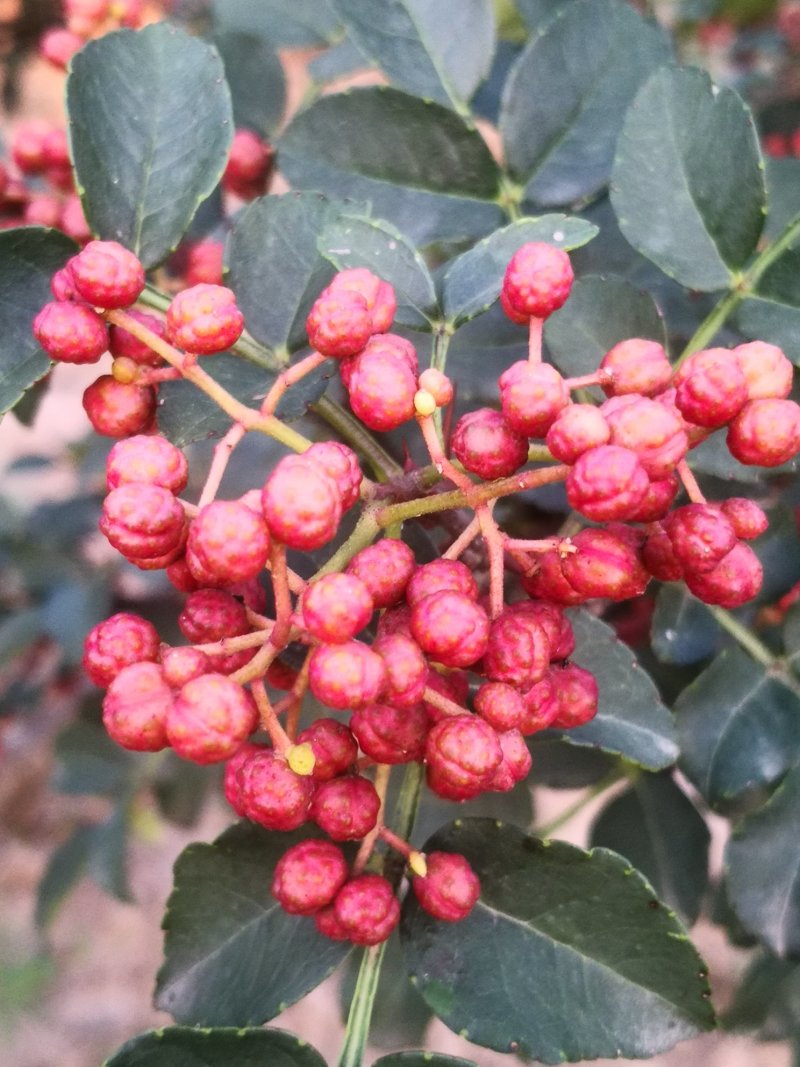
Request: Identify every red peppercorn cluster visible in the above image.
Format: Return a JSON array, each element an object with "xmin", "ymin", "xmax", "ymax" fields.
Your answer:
[{"xmin": 31, "ymin": 236, "xmax": 800, "ymax": 947}]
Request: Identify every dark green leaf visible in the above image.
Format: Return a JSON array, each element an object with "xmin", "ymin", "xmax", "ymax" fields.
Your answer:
[
  {"xmin": 53, "ymin": 720, "xmax": 135, "ymax": 797},
  {"xmin": 554, "ymin": 609, "xmax": 679, "ymax": 770},
  {"xmin": 675, "ymin": 646, "xmax": 800, "ymax": 809},
  {"xmin": 441, "ymin": 215, "xmax": 598, "ymax": 327},
  {"xmin": 373, "ymin": 1055, "xmax": 477, "ymax": 1067},
  {"xmin": 401, "ymin": 819, "xmax": 714, "ymax": 1061},
  {"xmin": 36, "ymin": 799, "xmax": 132, "ymax": 926},
  {"xmin": 67, "ymin": 24, "xmax": 233, "ymax": 267},
  {"xmin": 726, "ymin": 763, "xmax": 800, "ymax": 956},
  {"xmin": 515, "ymin": 0, "xmax": 577, "ymax": 31},
  {"xmin": 154, "ymin": 754, "xmax": 212, "ymax": 828},
  {"xmin": 214, "ymin": 31, "xmax": 285, "ymax": 135},
  {"xmin": 308, "ymin": 39, "xmax": 366, "ymax": 85},
  {"xmin": 278, "ymin": 88, "xmax": 504, "ymax": 246},
  {"xmin": 544, "ymin": 274, "xmax": 667, "ymax": 381},
  {"xmin": 227, "ymin": 192, "xmax": 352, "ymax": 356},
  {"xmin": 340, "ymin": 936, "xmax": 432, "ymax": 1049},
  {"xmin": 104, "ymin": 1026, "xmax": 327, "ymax": 1066},
  {"xmin": 0, "ymin": 608, "xmax": 42, "ymax": 666},
  {"xmin": 0, "ymin": 227, "xmax": 76, "ymax": 415},
  {"xmin": 443, "ymin": 302, "xmax": 527, "ymax": 406},
  {"xmin": 330, "ymin": 0, "xmax": 495, "ymax": 110},
  {"xmin": 784, "ymin": 603, "xmax": 800, "ymax": 673},
  {"xmin": 723, "ymin": 953, "xmax": 800, "ymax": 1037},
  {"xmin": 764, "ymin": 156, "xmax": 800, "ymax": 242},
  {"xmin": 590, "ymin": 773, "xmax": 710, "ymax": 924},
  {"xmin": 158, "ymin": 353, "xmax": 334, "ymax": 446},
  {"xmin": 88, "ymin": 798, "xmax": 133, "ymax": 901},
  {"xmin": 687, "ymin": 426, "xmax": 797, "ymax": 482},
  {"xmin": 528, "ymin": 735, "xmax": 615, "ymax": 787},
  {"xmin": 752, "ymin": 504, "xmax": 800, "ymax": 602},
  {"xmin": 611, "ymin": 66, "xmax": 765, "ymax": 290},
  {"xmin": 676, "ymin": 0, "xmax": 719, "ymax": 16},
  {"xmin": 501, "ymin": 0, "xmax": 670, "ymax": 206},
  {"xmin": 651, "ymin": 585, "xmax": 720, "ymax": 665},
  {"xmin": 735, "ymin": 249, "xmax": 800, "ymax": 364},
  {"xmin": 41, "ymin": 579, "xmax": 112, "ymax": 665},
  {"xmin": 318, "ymin": 215, "xmax": 439, "ymax": 329},
  {"xmin": 11, "ymin": 375, "xmax": 49, "ymax": 426},
  {"xmin": 36, "ymin": 825, "xmax": 95, "ymax": 927},
  {"xmin": 212, "ymin": 0, "xmax": 340, "ymax": 47},
  {"xmin": 155, "ymin": 822, "xmax": 352, "ymax": 1025},
  {"xmin": 412, "ymin": 778, "xmax": 533, "ymax": 844}
]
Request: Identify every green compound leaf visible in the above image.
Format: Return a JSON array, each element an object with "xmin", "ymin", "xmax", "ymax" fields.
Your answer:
[
  {"xmin": 330, "ymin": 0, "xmax": 495, "ymax": 111},
  {"xmin": 650, "ymin": 584, "xmax": 721, "ymax": 666},
  {"xmin": 501, "ymin": 0, "xmax": 670, "ymax": 207},
  {"xmin": 675, "ymin": 646, "xmax": 800, "ymax": 810},
  {"xmin": 441, "ymin": 215, "xmax": 598, "ymax": 328},
  {"xmin": 212, "ymin": 0, "xmax": 340, "ymax": 47},
  {"xmin": 553, "ymin": 609, "xmax": 679, "ymax": 770},
  {"xmin": 401, "ymin": 819, "xmax": 715, "ymax": 1062},
  {"xmin": 227, "ymin": 192, "xmax": 363, "ymax": 357},
  {"xmin": 104, "ymin": 1026, "xmax": 327, "ymax": 1066},
  {"xmin": 726, "ymin": 764, "xmax": 800, "ymax": 957},
  {"xmin": 318, "ymin": 215, "xmax": 439, "ymax": 330},
  {"xmin": 67, "ymin": 24, "xmax": 233, "ymax": 268},
  {"xmin": 373, "ymin": 1055, "xmax": 478, "ymax": 1067},
  {"xmin": 214, "ymin": 31, "xmax": 286, "ymax": 135},
  {"xmin": 278, "ymin": 88, "xmax": 504, "ymax": 246},
  {"xmin": 154, "ymin": 822, "xmax": 352, "ymax": 1025},
  {"xmin": 0, "ymin": 227, "xmax": 77, "ymax": 416},
  {"xmin": 590, "ymin": 773, "xmax": 710, "ymax": 925},
  {"xmin": 611, "ymin": 66, "xmax": 766, "ymax": 291},
  {"xmin": 544, "ymin": 273, "xmax": 667, "ymax": 381}
]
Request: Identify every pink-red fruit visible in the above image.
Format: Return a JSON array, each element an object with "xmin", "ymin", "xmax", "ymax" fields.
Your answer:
[
  {"xmin": 69, "ymin": 240, "xmax": 145, "ymax": 308},
  {"xmin": 451, "ymin": 408, "xmax": 528, "ymax": 480},
  {"xmin": 166, "ymin": 284, "xmax": 244, "ymax": 354},
  {"xmin": 502, "ymin": 242, "xmax": 574, "ymax": 319},
  {"xmin": 412, "ymin": 852, "xmax": 480, "ymax": 922},
  {"xmin": 271, "ymin": 840, "xmax": 348, "ymax": 916},
  {"xmin": 302, "ymin": 574, "xmax": 374, "ymax": 644},
  {"xmin": 166, "ymin": 674, "xmax": 257, "ymax": 764},
  {"xmin": 102, "ymin": 662, "xmax": 171, "ymax": 751},
  {"xmin": 334, "ymin": 874, "xmax": 400, "ymax": 945},
  {"xmin": 33, "ymin": 301, "xmax": 109, "ymax": 364},
  {"xmin": 83, "ymin": 612, "xmax": 160, "ymax": 687},
  {"xmin": 262, "ymin": 455, "xmax": 342, "ymax": 550}
]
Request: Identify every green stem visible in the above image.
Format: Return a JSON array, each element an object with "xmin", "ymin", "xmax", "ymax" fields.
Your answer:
[
  {"xmin": 337, "ymin": 943, "xmax": 387, "ymax": 1067},
  {"xmin": 677, "ymin": 210, "xmax": 800, "ymax": 366},
  {"xmin": 337, "ymin": 762, "xmax": 424, "ymax": 1067},
  {"xmin": 534, "ymin": 768, "xmax": 625, "ymax": 839},
  {"xmin": 706, "ymin": 604, "xmax": 777, "ymax": 669},
  {"xmin": 312, "ymin": 395, "xmax": 402, "ymax": 481},
  {"xmin": 313, "ymin": 511, "xmax": 382, "ymax": 579}
]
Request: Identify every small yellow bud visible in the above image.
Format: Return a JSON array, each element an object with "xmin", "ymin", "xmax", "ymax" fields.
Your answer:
[
  {"xmin": 111, "ymin": 356, "xmax": 140, "ymax": 384},
  {"xmin": 408, "ymin": 850, "xmax": 428, "ymax": 878},
  {"xmin": 414, "ymin": 389, "xmax": 437, "ymax": 417},
  {"xmin": 286, "ymin": 742, "xmax": 316, "ymax": 777}
]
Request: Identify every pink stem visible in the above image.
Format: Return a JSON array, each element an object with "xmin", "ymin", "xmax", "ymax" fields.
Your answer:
[
  {"xmin": 528, "ymin": 317, "xmax": 544, "ymax": 364},
  {"xmin": 442, "ymin": 516, "xmax": 481, "ymax": 560},
  {"xmin": 260, "ymin": 350, "xmax": 328, "ymax": 416},
  {"xmin": 677, "ymin": 459, "xmax": 706, "ymax": 504},
  {"xmin": 198, "ymin": 422, "xmax": 247, "ymax": 508}
]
